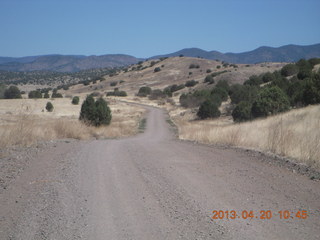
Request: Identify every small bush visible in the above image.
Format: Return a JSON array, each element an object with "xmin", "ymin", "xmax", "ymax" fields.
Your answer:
[
  {"xmin": 28, "ymin": 90, "xmax": 42, "ymax": 99},
  {"xmin": 206, "ymin": 69, "xmax": 212, "ymax": 73},
  {"xmin": 72, "ymin": 96, "xmax": 80, "ymax": 105},
  {"xmin": 189, "ymin": 64, "xmax": 200, "ymax": 69},
  {"xmin": 46, "ymin": 102, "xmax": 54, "ymax": 112},
  {"xmin": 150, "ymin": 61, "xmax": 157, "ymax": 67},
  {"xmin": 197, "ymin": 100, "xmax": 221, "ymax": 119},
  {"xmin": 110, "ymin": 81, "xmax": 118, "ymax": 87},
  {"xmin": 204, "ymin": 75, "xmax": 214, "ymax": 84},
  {"xmin": 137, "ymin": 86, "xmax": 152, "ymax": 97},
  {"xmin": 185, "ymin": 80, "xmax": 198, "ymax": 87},
  {"xmin": 79, "ymin": 96, "xmax": 112, "ymax": 126},
  {"xmin": 44, "ymin": 92, "xmax": 50, "ymax": 98},
  {"xmin": 163, "ymin": 84, "xmax": 185, "ymax": 94},
  {"xmin": 106, "ymin": 90, "xmax": 127, "ymax": 97},
  {"xmin": 51, "ymin": 92, "xmax": 63, "ymax": 98},
  {"xmin": 154, "ymin": 67, "xmax": 161, "ymax": 72}
]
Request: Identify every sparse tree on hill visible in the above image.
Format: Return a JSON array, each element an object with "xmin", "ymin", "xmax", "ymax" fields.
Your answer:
[{"xmin": 4, "ymin": 86, "xmax": 22, "ymax": 99}]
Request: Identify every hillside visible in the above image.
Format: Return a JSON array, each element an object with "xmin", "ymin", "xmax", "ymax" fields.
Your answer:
[
  {"xmin": 0, "ymin": 54, "xmax": 140, "ymax": 72},
  {"xmin": 66, "ymin": 56, "xmax": 285, "ymax": 97}
]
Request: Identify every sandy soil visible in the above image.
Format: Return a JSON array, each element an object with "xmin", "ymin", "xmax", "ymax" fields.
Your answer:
[{"xmin": 0, "ymin": 106, "xmax": 319, "ymax": 239}]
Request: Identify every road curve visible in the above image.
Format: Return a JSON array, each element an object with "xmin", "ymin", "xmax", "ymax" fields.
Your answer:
[{"xmin": 1, "ymin": 106, "xmax": 319, "ymax": 240}]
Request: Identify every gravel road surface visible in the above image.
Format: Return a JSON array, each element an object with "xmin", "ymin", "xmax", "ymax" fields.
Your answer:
[{"xmin": 1, "ymin": 106, "xmax": 319, "ymax": 240}]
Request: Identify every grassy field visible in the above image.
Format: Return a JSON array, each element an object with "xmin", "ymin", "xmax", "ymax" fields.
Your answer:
[
  {"xmin": 0, "ymin": 98, "xmax": 146, "ymax": 147},
  {"xmin": 170, "ymin": 105, "xmax": 320, "ymax": 170}
]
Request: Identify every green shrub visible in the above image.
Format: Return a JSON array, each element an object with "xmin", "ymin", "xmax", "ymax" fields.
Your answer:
[
  {"xmin": 244, "ymin": 75, "xmax": 263, "ymax": 86},
  {"xmin": 308, "ymin": 58, "xmax": 320, "ymax": 67},
  {"xmin": 215, "ymin": 79, "xmax": 230, "ymax": 92},
  {"xmin": 51, "ymin": 92, "xmax": 63, "ymax": 98},
  {"xmin": 83, "ymin": 80, "xmax": 90, "ymax": 86},
  {"xmin": 154, "ymin": 67, "xmax": 161, "ymax": 72},
  {"xmin": 137, "ymin": 86, "xmax": 152, "ymax": 97},
  {"xmin": 150, "ymin": 61, "xmax": 157, "ymax": 67},
  {"xmin": 251, "ymin": 86, "xmax": 290, "ymax": 118},
  {"xmin": 262, "ymin": 72, "xmax": 276, "ymax": 83},
  {"xmin": 209, "ymin": 93, "xmax": 222, "ymax": 106},
  {"xmin": 206, "ymin": 69, "xmax": 212, "ymax": 73},
  {"xmin": 287, "ymin": 80, "xmax": 305, "ymax": 106},
  {"xmin": 302, "ymin": 79, "xmax": 320, "ymax": 105},
  {"xmin": 72, "ymin": 96, "xmax": 80, "ymax": 105},
  {"xmin": 185, "ymin": 80, "xmax": 198, "ymax": 87},
  {"xmin": 0, "ymin": 84, "xmax": 6, "ymax": 99},
  {"xmin": 232, "ymin": 101, "xmax": 252, "ymax": 122},
  {"xmin": 211, "ymin": 87, "xmax": 228, "ymax": 101},
  {"xmin": 46, "ymin": 102, "xmax": 54, "ymax": 112},
  {"xmin": 79, "ymin": 96, "xmax": 112, "ymax": 126},
  {"xmin": 271, "ymin": 76, "xmax": 290, "ymax": 92},
  {"xmin": 189, "ymin": 64, "xmax": 200, "ymax": 69},
  {"xmin": 281, "ymin": 64, "xmax": 299, "ymax": 76},
  {"xmin": 197, "ymin": 100, "xmax": 221, "ymax": 119},
  {"xmin": 4, "ymin": 86, "xmax": 22, "ymax": 99},
  {"xmin": 110, "ymin": 81, "xmax": 118, "ymax": 87},
  {"xmin": 44, "ymin": 92, "xmax": 50, "ymax": 98},
  {"xmin": 297, "ymin": 68, "xmax": 312, "ymax": 80},
  {"xmin": 163, "ymin": 84, "xmax": 185, "ymax": 97},
  {"xmin": 204, "ymin": 75, "xmax": 214, "ymax": 84},
  {"xmin": 28, "ymin": 90, "xmax": 42, "ymax": 99},
  {"xmin": 229, "ymin": 84, "xmax": 259, "ymax": 104},
  {"xmin": 106, "ymin": 90, "xmax": 127, "ymax": 97}
]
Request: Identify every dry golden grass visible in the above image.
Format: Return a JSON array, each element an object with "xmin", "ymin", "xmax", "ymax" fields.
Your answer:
[
  {"xmin": 172, "ymin": 105, "xmax": 320, "ymax": 170},
  {"xmin": 0, "ymin": 98, "xmax": 145, "ymax": 148}
]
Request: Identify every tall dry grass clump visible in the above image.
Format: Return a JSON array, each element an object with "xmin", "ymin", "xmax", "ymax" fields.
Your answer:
[
  {"xmin": 175, "ymin": 105, "xmax": 320, "ymax": 170},
  {"xmin": 0, "ymin": 101, "xmax": 145, "ymax": 148}
]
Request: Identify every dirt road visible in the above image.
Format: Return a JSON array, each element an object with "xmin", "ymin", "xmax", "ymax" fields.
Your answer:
[{"xmin": 1, "ymin": 106, "xmax": 319, "ymax": 239}]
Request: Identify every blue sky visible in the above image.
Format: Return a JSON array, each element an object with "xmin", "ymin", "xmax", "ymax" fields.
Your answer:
[{"xmin": 0, "ymin": 0, "xmax": 319, "ymax": 58}]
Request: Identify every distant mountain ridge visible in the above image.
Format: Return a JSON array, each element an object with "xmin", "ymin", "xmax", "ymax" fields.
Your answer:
[
  {"xmin": 152, "ymin": 43, "xmax": 320, "ymax": 64},
  {"xmin": 0, "ymin": 54, "xmax": 140, "ymax": 72},
  {"xmin": 0, "ymin": 43, "xmax": 319, "ymax": 72}
]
